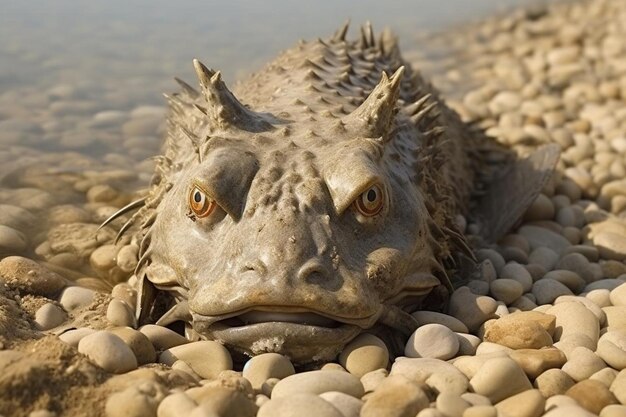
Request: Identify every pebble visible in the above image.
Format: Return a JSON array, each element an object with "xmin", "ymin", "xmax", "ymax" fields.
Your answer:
[
  {"xmin": 462, "ymin": 406, "xmax": 497, "ymax": 417},
  {"xmin": 565, "ymin": 379, "xmax": 619, "ymax": 415},
  {"xmin": 108, "ymin": 327, "xmax": 157, "ymax": 365},
  {"xmin": 494, "ymin": 389, "xmax": 545, "ymax": 417},
  {"xmin": 509, "ymin": 348, "xmax": 567, "ymax": 379},
  {"xmin": 0, "ymin": 256, "xmax": 68, "ymax": 296},
  {"xmin": 475, "ymin": 249, "xmax": 505, "ymax": 275},
  {"xmin": 257, "ymin": 394, "xmax": 343, "ymax": 417},
  {"xmin": 271, "ymin": 370, "xmax": 363, "ymax": 399},
  {"xmin": 405, "ymin": 323, "xmax": 459, "ymax": 360},
  {"xmin": 542, "ymin": 404, "xmax": 596, "ymax": 417},
  {"xmin": 469, "ymin": 357, "xmax": 532, "ymax": 403},
  {"xmin": 543, "ymin": 270, "xmax": 586, "ymax": 293},
  {"xmin": 360, "ymin": 368, "xmax": 388, "ymax": 393},
  {"xmin": 610, "ymin": 369, "xmax": 626, "ymax": 404},
  {"xmin": 533, "ymin": 369, "xmax": 575, "ymax": 397},
  {"xmin": 489, "ymin": 279, "xmax": 524, "ymax": 305},
  {"xmin": 319, "ymin": 391, "xmax": 363, "ymax": 417},
  {"xmin": 0, "ymin": 204, "xmax": 35, "ymax": 230},
  {"xmin": 436, "ymin": 392, "xmax": 470, "ymax": 417},
  {"xmin": 390, "ymin": 357, "xmax": 469, "ymax": 395},
  {"xmin": 90, "ymin": 244, "xmax": 119, "ymax": 272},
  {"xmin": 159, "ymin": 341, "xmax": 232, "ymax": 379},
  {"xmin": 242, "ymin": 353, "xmax": 295, "ymax": 390},
  {"xmin": 601, "ymin": 405, "xmax": 626, "ymax": 417},
  {"xmin": 597, "ymin": 330, "xmax": 626, "ymax": 370},
  {"xmin": 111, "ymin": 283, "xmax": 137, "ymax": 309},
  {"xmin": 34, "ymin": 302, "xmax": 67, "ymax": 330},
  {"xmin": 546, "ymin": 301, "xmax": 600, "ymax": 346},
  {"xmin": 59, "ymin": 286, "xmax": 96, "ymax": 311},
  {"xmin": 593, "ymin": 232, "xmax": 626, "ymax": 261},
  {"xmin": 105, "ymin": 382, "xmax": 165, "ymax": 417},
  {"xmin": 186, "ymin": 386, "xmax": 258, "ymax": 417},
  {"xmin": 448, "ymin": 286, "xmax": 498, "ymax": 332},
  {"xmin": 106, "ymin": 299, "xmax": 137, "ymax": 328},
  {"xmin": 0, "ymin": 224, "xmax": 27, "ymax": 254},
  {"xmin": 590, "ymin": 367, "xmax": 618, "ymax": 388},
  {"xmin": 360, "ymin": 374, "xmax": 429, "ymax": 417},
  {"xmin": 532, "ymin": 279, "xmax": 573, "ymax": 305},
  {"xmin": 116, "ymin": 244, "xmax": 139, "ymax": 273},
  {"xmin": 603, "ymin": 306, "xmax": 626, "ymax": 331},
  {"xmin": 529, "ymin": 247, "xmax": 560, "ymax": 271},
  {"xmin": 338, "ymin": 333, "xmax": 389, "ymax": 378},
  {"xmin": 78, "ymin": 330, "xmax": 138, "ymax": 374},
  {"xmin": 483, "ymin": 313, "xmax": 553, "ymax": 349},
  {"xmin": 412, "ymin": 310, "xmax": 469, "ymax": 333},
  {"xmin": 58, "ymin": 327, "xmax": 96, "ymax": 347},
  {"xmin": 561, "ymin": 346, "xmax": 607, "ymax": 382},
  {"xmin": 456, "ymin": 333, "xmax": 481, "ymax": 356},
  {"xmin": 452, "ymin": 351, "xmax": 509, "ymax": 379},
  {"xmin": 525, "ymin": 194, "xmax": 555, "ymax": 221},
  {"xmin": 157, "ymin": 392, "xmax": 197, "ymax": 417},
  {"xmin": 610, "ymin": 283, "xmax": 626, "ymax": 306},
  {"xmin": 518, "ymin": 225, "xmax": 571, "ymax": 254},
  {"xmin": 139, "ymin": 324, "xmax": 189, "ymax": 350}
]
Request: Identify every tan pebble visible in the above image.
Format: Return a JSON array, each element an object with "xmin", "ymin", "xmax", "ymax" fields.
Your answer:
[
  {"xmin": 172, "ymin": 360, "xmax": 201, "ymax": 381},
  {"xmin": 390, "ymin": 357, "xmax": 468, "ymax": 395},
  {"xmin": 509, "ymin": 348, "xmax": 566, "ymax": 379},
  {"xmin": 111, "ymin": 283, "xmax": 137, "ymax": 309},
  {"xmin": 590, "ymin": 367, "xmax": 618, "ymax": 387},
  {"xmin": 187, "ymin": 387, "xmax": 257, "ymax": 417},
  {"xmin": 0, "ymin": 225, "xmax": 27, "ymax": 254},
  {"xmin": 157, "ymin": 392, "xmax": 197, "ymax": 417},
  {"xmin": 255, "ymin": 394, "xmax": 270, "ymax": 407},
  {"xmin": 456, "ymin": 333, "xmax": 481, "ymax": 356},
  {"xmin": 554, "ymin": 333, "xmax": 596, "ymax": 359},
  {"xmin": 546, "ymin": 301, "xmax": 600, "ymax": 346},
  {"xmin": 597, "ymin": 330, "xmax": 626, "ymax": 370},
  {"xmin": 543, "ymin": 270, "xmax": 586, "ymax": 293},
  {"xmin": 561, "ymin": 346, "xmax": 607, "ymax": 382},
  {"xmin": 360, "ymin": 374, "xmax": 429, "ymax": 417},
  {"xmin": 494, "ymin": 389, "xmax": 544, "ymax": 417},
  {"xmin": 566, "ymin": 379, "xmax": 619, "ymax": 415},
  {"xmin": 360, "ymin": 368, "xmax": 388, "ymax": 393},
  {"xmin": 475, "ymin": 342, "xmax": 512, "ymax": 355},
  {"xmin": 610, "ymin": 283, "xmax": 626, "ymax": 306},
  {"xmin": 494, "ymin": 302, "xmax": 508, "ymax": 317},
  {"xmin": 543, "ymin": 404, "xmax": 596, "ymax": 417},
  {"xmin": 452, "ymin": 351, "xmax": 509, "ymax": 379},
  {"xmin": 0, "ymin": 256, "xmax": 68, "ymax": 296},
  {"xmin": 271, "ymin": 370, "xmax": 363, "ymax": 399},
  {"xmin": 139, "ymin": 324, "xmax": 188, "ymax": 350},
  {"xmin": 529, "ymin": 247, "xmax": 559, "ymax": 270},
  {"xmin": 59, "ymin": 286, "xmax": 95, "ymax": 311},
  {"xmin": 338, "ymin": 333, "xmax": 388, "ymax": 378},
  {"xmin": 29, "ymin": 410, "xmax": 57, "ymax": 417},
  {"xmin": 500, "ymin": 262, "xmax": 533, "ymax": 292},
  {"xmin": 448, "ymin": 287, "xmax": 498, "ymax": 332},
  {"xmin": 416, "ymin": 409, "xmax": 445, "ymax": 417},
  {"xmin": 532, "ymin": 279, "xmax": 573, "ymax": 305},
  {"xmin": 105, "ymin": 383, "xmax": 165, "ymax": 417},
  {"xmin": 78, "ymin": 331, "xmax": 137, "ymax": 374},
  {"xmin": 405, "ymin": 323, "xmax": 459, "ymax": 360},
  {"xmin": 534, "ymin": 369, "xmax": 575, "ymax": 397},
  {"xmin": 610, "ymin": 369, "xmax": 626, "ymax": 404},
  {"xmin": 461, "ymin": 393, "xmax": 491, "ymax": 407},
  {"xmin": 436, "ymin": 392, "xmax": 470, "ymax": 417},
  {"xmin": 593, "ymin": 232, "xmax": 626, "ymax": 261},
  {"xmin": 469, "ymin": 357, "xmax": 532, "ymax": 403},
  {"xmin": 35, "ymin": 303, "xmax": 67, "ymax": 330},
  {"xmin": 320, "ymin": 363, "xmax": 346, "ymax": 372},
  {"xmin": 106, "ymin": 299, "xmax": 137, "ymax": 328},
  {"xmin": 482, "ymin": 311, "xmax": 555, "ymax": 349},
  {"xmin": 554, "ymin": 295, "xmax": 606, "ymax": 325},
  {"xmin": 604, "ymin": 306, "xmax": 626, "ymax": 331},
  {"xmin": 261, "ymin": 378, "xmax": 280, "ymax": 398},
  {"xmin": 58, "ymin": 327, "xmax": 96, "ymax": 347},
  {"xmin": 87, "ymin": 184, "xmax": 118, "ymax": 203},
  {"xmin": 462, "ymin": 405, "xmax": 497, "ymax": 417},
  {"xmin": 601, "ymin": 405, "xmax": 626, "ymax": 417},
  {"xmin": 242, "ymin": 353, "xmax": 295, "ymax": 390},
  {"xmin": 319, "ymin": 391, "xmax": 363, "ymax": 417},
  {"xmin": 159, "ymin": 341, "xmax": 232, "ymax": 380},
  {"xmin": 258, "ymin": 394, "xmax": 342, "ymax": 417},
  {"xmin": 108, "ymin": 327, "xmax": 156, "ymax": 365},
  {"xmin": 116, "ymin": 244, "xmax": 139, "ymax": 273},
  {"xmin": 412, "ymin": 311, "xmax": 469, "ymax": 333},
  {"xmin": 489, "ymin": 279, "xmax": 524, "ymax": 305},
  {"xmin": 90, "ymin": 244, "xmax": 118, "ymax": 272}
]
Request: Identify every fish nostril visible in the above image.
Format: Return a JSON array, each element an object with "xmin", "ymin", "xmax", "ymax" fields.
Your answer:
[
  {"xmin": 242, "ymin": 260, "xmax": 267, "ymax": 275},
  {"xmin": 297, "ymin": 259, "xmax": 329, "ymax": 286}
]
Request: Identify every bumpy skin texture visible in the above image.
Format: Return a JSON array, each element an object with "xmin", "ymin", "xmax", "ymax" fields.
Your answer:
[{"xmin": 130, "ymin": 25, "xmax": 484, "ymax": 363}]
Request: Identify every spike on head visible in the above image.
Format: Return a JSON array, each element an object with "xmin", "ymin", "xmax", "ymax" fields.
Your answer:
[
  {"xmin": 332, "ymin": 20, "xmax": 350, "ymax": 42},
  {"xmin": 342, "ymin": 66, "xmax": 405, "ymax": 141}
]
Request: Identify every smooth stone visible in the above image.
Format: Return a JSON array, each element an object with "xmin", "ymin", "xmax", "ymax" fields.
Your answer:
[
  {"xmin": 586, "ymin": 279, "xmax": 626, "ymax": 292},
  {"xmin": 319, "ymin": 391, "xmax": 363, "ymax": 417},
  {"xmin": 543, "ymin": 270, "xmax": 586, "ymax": 293},
  {"xmin": 0, "ymin": 204, "xmax": 35, "ymax": 229},
  {"xmin": 509, "ymin": 348, "xmax": 567, "ymax": 379},
  {"xmin": 59, "ymin": 286, "xmax": 96, "ymax": 311},
  {"xmin": 390, "ymin": 357, "xmax": 469, "ymax": 395},
  {"xmin": 360, "ymin": 368, "xmax": 388, "ymax": 393},
  {"xmin": 105, "ymin": 382, "xmax": 165, "ymax": 417},
  {"xmin": 0, "ymin": 225, "xmax": 27, "ymax": 254},
  {"xmin": 518, "ymin": 225, "xmax": 571, "ymax": 254},
  {"xmin": 34, "ymin": 303, "xmax": 67, "ymax": 330},
  {"xmin": 107, "ymin": 299, "xmax": 137, "ymax": 328},
  {"xmin": 187, "ymin": 387, "xmax": 257, "ymax": 417},
  {"xmin": 271, "ymin": 370, "xmax": 363, "ymax": 399},
  {"xmin": 139, "ymin": 325, "xmax": 189, "ymax": 350},
  {"xmin": 561, "ymin": 346, "xmax": 607, "ymax": 382},
  {"xmin": 116, "ymin": 244, "xmax": 139, "ymax": 273},
  {"xmin": 474, "ymin": 342, "xmax": 512, "ymax": 355},
  {"xmin": 0, "ymin": 256, "xmax": 68, "ymax": 296},
  {"xmin": 590, "ymin": 367, "xmax": 618, "ymax": 387},
  {"xmin": 90, "ymin": 244, "xmax": 118, "ymax": 272},
  {"xmin": 546, "ymin": 301, "xmax": 600, "ymax": 346},
  {"xmin": 490, "ymin": 279, "xmax": 524, "ymax": 305},
  {"xmin": 565, "ymin": 380, "xmax": 619, "ymax": 415},
  {"xmin": 172, "ymin": 360, "xmax": 201, "ymax": 381},
  {"xmin": 475, "ymin": 249, "xmax": 506, "ymax": 275},
  {"xmin": 159, "ymin": 341, "xmax": 232, "ymax": 379},
  {"xmin": 604, "ymin": 306, "xmax": 626, "ymax": 331},
  {"xmin": 462, "ymin": 405, "xmax": 497, "ymax": 417},
  {"xmin": 500, "ymin": 262, "xmax": 533, "ymax": 293},
  {"xmin": 405, "ymin": 324, "xmax": 459, "ymax": 360},
  {"xmin": 610, "ymin": 283, "xmax": 626, "ymax": 306},
  {"xmin": 610, "ymin": 369, "xmax": 626, "ymax": 404},
  {"xmin": 78, "ymin": 330, "xmax": 138, "ymax": 374},
  {"xmin": 448, "ymin": 287, "xmax": 498, "ymax": 332},
  {"xmin": 554, "ymin": 295, "xmax": 606, "ymax": 326},
  {"xmin": 554, "ymin": 333, "xmax": 596, "ymax": 359},
  {"xmin": 242, "ymin": 353, "xmax": 295, "ymax": 390},
  {"xmin": 483, "ymin": 313, "xmax": 553, "ymax": 349},
  {"xmin": 467, "ymin": 279, "xmax": 490, "ymax": 296},
  {"xmin": 436, "ymin": 392, "xmax": 470, "ymax": 417},
  {"xmin": 542, "ymin": 404, "xmax": 596, "ymax": 417},
  {"xmin": 360, "ymin": 375, "xmax": 429, "ymax": 417},
  {"xmin": 111, "ymin": 283, "xmax": 137, "ymax": 309},
  {"xmin": 601, "ymin": 405, "xmax": 626, "ymax": 417},
  {"xmin": 452, "ymin": 352, "xmax": 509, "ymax": 380},
  {"xmin": 469, "ymin": 357, "xmax": 532, "ymax": 403},
  {"xmin": 533, "ymin": 369, "xmax": 575, "ymax": 397},
  {"xmin": 494, "ymin": 389, "xmax": 545, "ymax": 417},
  {"xmin": 556, "ymin": 253, "xmax": 595, "ymax": 283},
  {"xmin": 157, "ymin": 392, "xmax": 197, "ymax": 417},
  {"xmin": 532, "ymin": 279, "xmax": 573, "ymax": 305},
  {"xmin": 597, "ymin": 330, "xmax": 626, "ymax": 370},
  {"xmin": 258, "ymin": 394, "xmax": 343, "ymax": 417},
  {"xmin": 58, "ymin": 327, "xmax": 96, "ymax": 347},
  {"xmin": 108, "ymin": 327, "xmax": 157, "ymax": 365},
  {"xmin": 412, "ymin": 311, "xmax": 469, "ymax": 333},
  {"xmin": 529, "ymin": 247, "xmax": 560, "ymax": 271},
  {"xmin": 456, "ymin": 333, "xmax": 481, "ymax": 356},
  {"xmin": 461, "ymin": 393, "xmax": 492, "ymax": 407},
  {"xmin": 338, "ymin": 333, "xmax": 389, "ymax": 378},
  {"xmin": 416, "ymin": 410, "xmax": 445, "ymax": 417},
  {"xmin": 593, "ymin": 232, "xmax": 626, "ymax": 261}
]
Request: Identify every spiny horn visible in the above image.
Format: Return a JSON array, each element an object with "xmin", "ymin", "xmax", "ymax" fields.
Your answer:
[
  {"xmin": 192, "ymin": 58, "xmax": 273, "ymax": 132},
  {"xmin": 342, "ymin": 66, "xmax": 405, "ymax": 140},
  {"xmin": 174, "ymin": 77, "xmax": 200, "ymax": 99},
  {"xmin": 332, "ymin": 20, "xmax": 350, "ymax": 42}
]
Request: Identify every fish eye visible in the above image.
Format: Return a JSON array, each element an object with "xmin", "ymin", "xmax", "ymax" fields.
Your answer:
[
  {"xmin": 188, "ymin": 186, "xmax": 215, "ymax": 218},
  {"xmin": 354, "ymin": 184, "xmax": 385, "ymax": 216}
]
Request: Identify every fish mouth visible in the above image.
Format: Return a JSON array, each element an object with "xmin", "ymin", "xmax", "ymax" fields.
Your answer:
[{"xmin": 191, "ymin": 308, "xmax": 374, "ymax": 363}]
